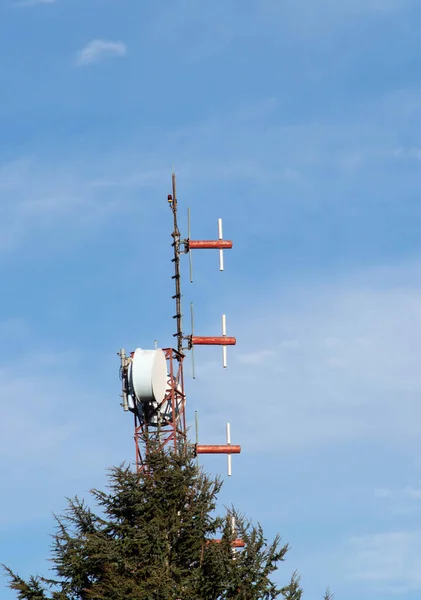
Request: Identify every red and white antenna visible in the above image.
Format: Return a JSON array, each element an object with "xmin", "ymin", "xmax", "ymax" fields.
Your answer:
[
  {"xmin": 186, "ymin": 212, "xmax": 232, "ymax": 279},
  {"xmin": 189, "ymin": 311, "xmax": 235, "ymax": 370},
  {"xmin": 188, "ymin": 307, "xmax": 234, "ymax": 379}
]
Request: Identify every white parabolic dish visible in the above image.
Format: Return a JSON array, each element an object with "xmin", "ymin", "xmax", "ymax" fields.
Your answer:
[{"xmin": 129, "ymin": 348, "xmax": 167, "ymax": 404}]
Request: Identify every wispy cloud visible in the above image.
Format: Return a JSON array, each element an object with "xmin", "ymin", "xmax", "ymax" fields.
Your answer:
[
  {"xmin": 259, "ymin": 0, "xmax": 413, "ymax": 34},
  {"xmin": 0, "ymin": 156, "xmax": 164, "ymax": 254},
  {"xmin": 76, "ymin": 39, "xmax": 127, "ymax": 66},
  {"xmin": 0, "ymin": 157, "xmax": 106, "ymax": 252},
  {"xmin": 193, "ymin": 261, "xmax": 421, "ymax": 451},
  {"xmin": 236, "ymin": 349, "xmax": 276, "ymax": 366},
  {"xmin": 0, "ymin": 343, "xmax": 131, "ymax": 526},
  {"xmin": 374, "ymin": 487, "xmax": 394, "ymax": 499},
  {"xmin": 14, "ymin": 0, "xmax": 56, "ymax": 7},
  {"xmin": 375, "ymin": 485, "xmax": 421, "ymax": 501},
  {"xmin": 347, "ymin": 531, "xmax": 421, "ymax": 592},
  {"xmin": 373, "ymin": 483, "xmax": 421, "ymax": 517}
]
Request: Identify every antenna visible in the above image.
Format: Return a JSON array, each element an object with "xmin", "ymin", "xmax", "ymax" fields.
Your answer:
[
  {"xmin": 196, "ymin": 419, "xmax": 240, "ymax": 474},
  {"xmin": 190, "ymin": 302, "xmax": 196, "ymax": 379},
  {"xmin": 226, "ymin": 422, "xmax": 232, "ymax": 476},
  {"xmin": 189, "ymin": 312, "xmax": 236, "ymax": 370},
  {"xmin": 195, "ymin": 410, "xmax": 199, "ymax": 444},
  {"xmin": 186, "ymin": 207, "xmax": 232, "ymax": 271},
  {"xmin": 118, "ymin": 172, "xmax": 240, "ymax": 478},
  {"xmin": 188, "ymin": 309, "xmax": 231, "ymax": 374},
  {"xmin": 195, "ymin": 410, "xmax": 199, "ymax": 467},
  {"xmin": 119, "ymin": 348, "xmax": 129, "ymax": 412},
  {"xmin": 222, "ymin": 314, "xmax": 227, "ymax": 368},
  {"xmin": 218, "ymin": 218, "xmax": 224, "ymax": 271},
  {"xmin": 188, "ymin": 208, "xmax": 193, "ymax": 283},
  {"xmin": 169, "ymin": 172, "xmax": 183, "ymax": 355}
]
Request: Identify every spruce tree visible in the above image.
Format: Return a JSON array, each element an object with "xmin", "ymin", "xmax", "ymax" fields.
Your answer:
[{"xmin": 3, "ymin": 440, "xmax": 331, "ymax": 599}]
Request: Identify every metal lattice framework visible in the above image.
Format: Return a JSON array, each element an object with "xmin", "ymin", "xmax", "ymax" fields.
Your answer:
[{"xmin": 133, "ymin": 348, "xmax": 186, "ymax": 471}]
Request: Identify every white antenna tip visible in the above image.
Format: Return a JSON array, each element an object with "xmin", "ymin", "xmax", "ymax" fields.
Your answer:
[
  {"xmin": 222, "ymin": 315, "xmax": 227, "ymax": 367},
  {"xmin": 218, "ymin": 219, "xmax": 224, "ymax": 271},
  {"xmin": 226, "ymin": 422, "xmax": 232, "ymax": 475},
  {"xmin": 218, "ymin": 218, "xmax": 223, "ymax": 239}
]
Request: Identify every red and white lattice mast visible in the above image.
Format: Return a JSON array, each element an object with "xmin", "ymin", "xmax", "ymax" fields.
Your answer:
[{"xmin": 118, "ymin": 172, "xmax": 240, "ymax": 476}]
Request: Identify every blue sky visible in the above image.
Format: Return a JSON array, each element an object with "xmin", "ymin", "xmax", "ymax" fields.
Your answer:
[{"xmin": 1, "ymin": 0, "xmax": 421, "ymax": 597}]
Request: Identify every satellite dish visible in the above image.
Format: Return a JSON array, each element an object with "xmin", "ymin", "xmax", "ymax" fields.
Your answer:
[{"xmin": 128, "ymin": 348, "xmax": 167, "ymax": 405}]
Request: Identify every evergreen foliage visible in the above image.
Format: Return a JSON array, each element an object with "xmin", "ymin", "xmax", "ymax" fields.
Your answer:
[{"xmin": 3, "ymin": 440, "xmax": 331, "ymax": 599}]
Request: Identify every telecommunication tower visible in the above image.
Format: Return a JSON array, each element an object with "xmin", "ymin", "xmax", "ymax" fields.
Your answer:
[{"xmin": 118, "ymin": 173, "xmax": 240, "ymax": 475}]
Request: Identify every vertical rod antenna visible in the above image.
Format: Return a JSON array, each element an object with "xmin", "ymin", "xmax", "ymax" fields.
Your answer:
[
  {"xmin": 190, "ymin": 302, "xmax": 196, "ymax": 379},
  {"xmin": 171, "ymin": 172, "xmax": 183, "ymax": 355},
  {"xmin": 195, "ymin": 411, "xmax": 199, "ymax": 467},
  {"xmin": 188, "ymin": 207, "xmax": 193, "ymax": 283},
  {"xmin": 231, "ymin": 514, "xmax": 237, "ymax": 557},
  {"xmin": 119, "ymin": 348, "xmax": 129, "ymax": 411},
  {"xmin": 226, "ymin": 422, "xmax": 232, "ymax": 476},
  {"xmin": 218, "ymin": 218, "xmax": 224, "ymax": 271},
  {"xmin": 222, "ymin": 314, "xmax": 227, "ymax": 368}
]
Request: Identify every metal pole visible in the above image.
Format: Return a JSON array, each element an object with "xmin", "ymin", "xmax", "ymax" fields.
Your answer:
[
  {"xmin": 226, "ymin": 422, "xmax": 232, "ymax": 476},
  {"xmin": 218, "ymin": 218, "xmax": 224, "ymax": 271},
  {"xmin": 171, "ymin": 172, "xmax": 183, "ymax": 355},
  {"xmin": 195, "ymin": 410, "xmax": 199, "ymax": 467}
]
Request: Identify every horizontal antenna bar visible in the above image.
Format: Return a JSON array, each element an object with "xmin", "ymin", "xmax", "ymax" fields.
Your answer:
[
  {"xmin": 195, "ymin": 444, "xmax": 241, "ymax": 455},
  {"xmin": 206, "ymin": 539, "xmax": 245, "ymax": 548},
  {"xmin": 191, "ymin": 336, "xmax": 236, "ymax": 346},
  {"xmin": 189, "ymin": 240, "xmax": 233, "ymax": 250}
]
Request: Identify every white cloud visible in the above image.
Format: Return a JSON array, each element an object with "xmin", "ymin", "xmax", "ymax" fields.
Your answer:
[
  {"xmin": 148, "ymin": 0, "xmax": 410, "ymax": 62},
  {"xmin": 310, "ymin": 0, "xmax": 406, "ymax": 13},
  {"xmin": 373, "ymin": 483, "xmax": 421, "ymax": 515},
  {"xmin": 77, "ymin": 39, "xmax": 127, "ymax": 66},
  {"xmin": 404, "ymin": 486, "xmax": 421, "ymax": 500},
  {"xmin": 374, "ymin": 488, "xmax": 394, "ymax": 499},
  {"xmin": 14, "ymin": 0, "xmax": 55, "ymax": 6},
  {"xmin": 347, "ymin": 531, "xmax": 421, "ymax": 592},
  {"xmin": 236, "ymin": 349, "xmax": 276, "ymax": 366},
  {"xmin": 192, "ymin": 261, "xmax": 421, "ymax": 451},
  {"xmin": 0, "ymin": 157, "xmax": 165, "ymax": 253},
  {"xmin": 0, "ymin": 157, "xmax": 106, "ymax": 252},
  {"xmin": 0, "ymin": 344, "xmax": 132, "ymax": 526},
  {"xmin": 259, "ymin": 0, "xmax": 411, "ymax": 28}
]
